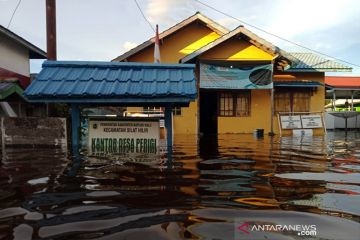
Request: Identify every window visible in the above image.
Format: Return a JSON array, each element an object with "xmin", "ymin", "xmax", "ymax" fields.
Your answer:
[
  {"xmin": 172, "ymin": 107, "xmax": 181, "ymax": 116},
  {"xmin": 219, "ymin": 93, "xmax": 234, "ymax": 116},
  {"xmin": 219, "ymin": 92, "xmax": 250, "ymax": 117},
  {"xmin": 143, "ymin": 107, "xmax": 181, "ymax": 116},
  {"xmin": 236, "ymin": 93, "xmax": 251, "ymax": 117},
  {"xmin": 275, "ymin": 90, "xmax": 311, "ymax": 113},
  {"xmin": 143, "ymin": 107, "xmax": 162, "ymax": 114}
]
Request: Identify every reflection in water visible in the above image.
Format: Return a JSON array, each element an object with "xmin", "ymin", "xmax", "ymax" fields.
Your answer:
[{"xmin": 1, "ymin": 132, "xmax": 360, "ymax": 239}]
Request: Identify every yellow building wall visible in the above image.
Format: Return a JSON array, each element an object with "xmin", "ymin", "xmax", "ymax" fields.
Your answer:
[
  {"xmin": 121, "ymin": 22, "xmax": 221, "ymax": 134},
  {"xmin": 218, "ymin": 89, "xmax": 272, "ymax": 134},
  {"xmin": 126, "ymin": 106, "xmax": 143, "ymax": 114},
  {"xmin": 199, "ymin": 38, "xmax": 274, "ymax": 61},
  {"xmin": 126, "ymin": 103, "xmax": 197, "ymax": 134},
  {"xmin": 173, "ymin": 100, "xmax": 198, "ymax": 134},
  {"xmin": 118, "ymin": 21, "xmax": 325, "ymax": 136},
  {"xmin": 273, "ymin": 72, "xmax": 325, "ymax": 135},
  {"xmin": 198, "ymin": 37, "xmax": 275, "ymax": 134},
  {"xmin": 217, "ymin": 72, "xmax": 325, "ymax": 135}
]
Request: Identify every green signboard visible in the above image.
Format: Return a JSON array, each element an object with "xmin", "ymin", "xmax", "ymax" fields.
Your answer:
[{"xmin": 88, "ymin": 118, "xmax": 160, "ymax": 154}]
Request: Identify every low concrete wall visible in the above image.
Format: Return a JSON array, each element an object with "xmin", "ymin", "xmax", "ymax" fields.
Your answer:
[
  {"xmin": 325, "ymin": 112, "xmax": 360, "ymax": 129},
  {"xmin": 1, "ymin": 117, "xmax": 67, "ymax": 147}
]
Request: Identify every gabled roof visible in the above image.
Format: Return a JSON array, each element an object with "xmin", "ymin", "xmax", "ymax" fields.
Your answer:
[
  {"xmin": 112, "ymin": 12, "xmax": 229, "ymax": 62},
  {"xmin": 325, "ymin": 76, "xmax": 360, "ymax": 88},
  {"xmin": 0, "ymin": 81, "xmax": 24, "ymax": 100},
  {"xmin": 24, "ymin": 61, "xmax": 197, "ymax": 105},
  {"xmin": 180, "ymin": 25, "xmax": 291, "ymax": 64},
  {"xmin": 286, "ymin": 53, "xmax": 352, "ymax": 72},
  {"xmin": 0, "ymin": 25, "xmax": 46, "ymax": 59}
]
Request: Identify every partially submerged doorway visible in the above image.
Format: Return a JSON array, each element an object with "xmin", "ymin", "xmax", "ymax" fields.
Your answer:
[{"xmin": 200, "ymin": 90, "xmax": 218, "ymax": 134}]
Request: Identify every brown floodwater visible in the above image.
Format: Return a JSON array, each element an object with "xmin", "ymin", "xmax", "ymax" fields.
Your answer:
[{"xmin": 1, "ymin": 132, "xmax": 360, "ymax": 240}]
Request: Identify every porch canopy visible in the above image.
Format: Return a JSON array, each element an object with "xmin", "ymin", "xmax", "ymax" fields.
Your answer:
[
  {"xmin": 24, "ymin": 61, "xmax": 196, "ymax": 106},
  {"xmin": 274, "ymin": 81, "xmax": 323, "ymax": 88},
  {"xmin": 24, "ymin": 61, "xmax": 197, "ymax": 147}
]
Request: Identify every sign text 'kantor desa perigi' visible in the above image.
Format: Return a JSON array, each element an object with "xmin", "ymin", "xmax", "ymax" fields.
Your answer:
[{"xmin": 88, "ymin": 118, "xmax": 160, "ymax": 154}]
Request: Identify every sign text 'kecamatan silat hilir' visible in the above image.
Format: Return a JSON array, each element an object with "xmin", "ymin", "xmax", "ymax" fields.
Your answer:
[{"xmin": 88, "ymin": 119, "xmax": 160, "ymax": 154}]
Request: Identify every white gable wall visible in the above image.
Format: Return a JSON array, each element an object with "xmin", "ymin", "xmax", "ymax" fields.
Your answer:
[{"xmin": 0, "ymin": 34, "xmax": 30, "ymax": 77}]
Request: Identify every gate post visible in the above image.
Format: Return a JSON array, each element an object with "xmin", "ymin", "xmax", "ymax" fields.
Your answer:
[
  {"xmin": 71, "ymin": 104, "xmax": 80, "ymax": 148},
  {"xmin": 164, "ymin": 106, "xmax": 173, "ymax": 147}
]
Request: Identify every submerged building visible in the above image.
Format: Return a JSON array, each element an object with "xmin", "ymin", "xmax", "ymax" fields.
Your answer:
[
  {"xmin": 113, "ymin": 12, "xmax": 351, "ymax": 135},
  {"xmin": 0, "ymin": 25, "xmax": 47, "ymax": 117}
]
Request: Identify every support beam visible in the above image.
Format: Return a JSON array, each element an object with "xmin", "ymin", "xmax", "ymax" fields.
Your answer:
[
  {"xmin": 351, "ymin": 91, "xmax": 354, "ymax": 111},
  {"xmin": 71, "ymin": 104, "xmax": 80, "ymax": 149},
  {"xmin": 333, "ymin": 91, "xmax": 336, "ymax": 111},
  {"xmin": 270, "ymin": 88, "xmax": 275, "ymax": 135},
  {"xmin": 1, "ymin": 118, "xmax": 5, "ymax": 161},
  {"xmin": 165, "ymin": 106, "xmax": 173, "ymax": 147}
]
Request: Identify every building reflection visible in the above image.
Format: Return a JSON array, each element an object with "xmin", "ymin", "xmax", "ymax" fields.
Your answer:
[{"xmin": 1, "ymin": 133, "xmax": 359, "ymax": 239}]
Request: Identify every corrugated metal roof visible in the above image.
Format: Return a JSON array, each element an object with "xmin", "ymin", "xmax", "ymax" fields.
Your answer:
[
  {"xmin": 287, "ymin": 53, "xmax": 352, "ymax": 72},
  {"xmin": 24, "ymin": 61, "xmax": 197, "ymax": 105},
  {"xmin": 0, "ymin": 25, "xmax": 46, "ymax": 59},
  {"xmin": 0, "ymin": 82, "xmax": 24, "ymax": 100},
  {"xmin": 112, "ymin": 12, "xmax": 228, "ymax": 62},
  {"xmin": 274, "ymin": 81, "xmax": 323, "ymax": 87},
  {"xmin": 325, "ymin": 76, "xmax": 360, "ymax": 88}
]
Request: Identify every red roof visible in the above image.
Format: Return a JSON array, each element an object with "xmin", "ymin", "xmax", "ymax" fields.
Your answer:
[
  {"xmin": 0, "ymin": 67, "xmax": 30, "ymax": 88},
  {"xmin": 325, "ymin": 76, "xmax": 360, "ymax": 88}
]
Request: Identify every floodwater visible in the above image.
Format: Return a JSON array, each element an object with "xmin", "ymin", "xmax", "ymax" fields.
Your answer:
[{"xmin": 1, "ymin": 132, "xmax": 360, "ymax": 240}]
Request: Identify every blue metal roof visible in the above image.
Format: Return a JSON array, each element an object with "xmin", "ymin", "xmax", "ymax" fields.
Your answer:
[
  {"xmin": 24, "ymin": 61, "xmax": 197, "ymax": 105},
  {"xmin": 274, "ymin": 81, "xmax": 323, "ymax": 87}
]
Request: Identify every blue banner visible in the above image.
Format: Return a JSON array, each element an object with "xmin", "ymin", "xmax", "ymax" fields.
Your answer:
[{"xmin": 200, "ymin": 63, "xmax": 273, "ymax": 89}]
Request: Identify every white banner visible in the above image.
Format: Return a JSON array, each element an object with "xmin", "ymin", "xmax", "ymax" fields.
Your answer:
[
  {"xmin": 280, "ymin": 115, "xmax": 302, "ymax": 129},
  {"xmin": 301, "ymin": 114, "xmax": 323, "ymax": 129}
]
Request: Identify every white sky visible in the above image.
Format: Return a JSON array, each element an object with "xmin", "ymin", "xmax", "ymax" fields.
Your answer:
[{"xmin": 0, "ymin": 0, "xmax": 359, "ymax": 75}]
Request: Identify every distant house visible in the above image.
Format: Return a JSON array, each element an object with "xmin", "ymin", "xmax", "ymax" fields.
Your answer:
[
  {"xmin": 113, "ymin": 12, "xmax": 352, "ymax": 135},
  {"xmin": 0, "ymin": 25, "xmax": 47, "ymax": 117},
  {"xmin": 325, "ymin": 76, "xmax": 360, "ymax": 110}
]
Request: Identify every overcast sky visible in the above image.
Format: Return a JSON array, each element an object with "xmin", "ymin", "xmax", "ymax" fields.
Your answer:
[{"xmin": 0, "ymin": 0, "xmax": 359, "ymax": 75}]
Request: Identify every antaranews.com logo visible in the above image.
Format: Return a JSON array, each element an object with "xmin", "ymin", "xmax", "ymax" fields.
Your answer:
[{"xmin": 235, "ymin": 222, "xmax": 317, "ymax": 239}]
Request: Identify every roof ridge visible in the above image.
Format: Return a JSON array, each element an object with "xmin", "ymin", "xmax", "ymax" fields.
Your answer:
[
  {"xmin": 42, "ymin": 60, "xmax": 195, "ymax": 69},
  {"xmin": 112, "ymin": 12, "xmax": 229, "ymax": 62}
]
